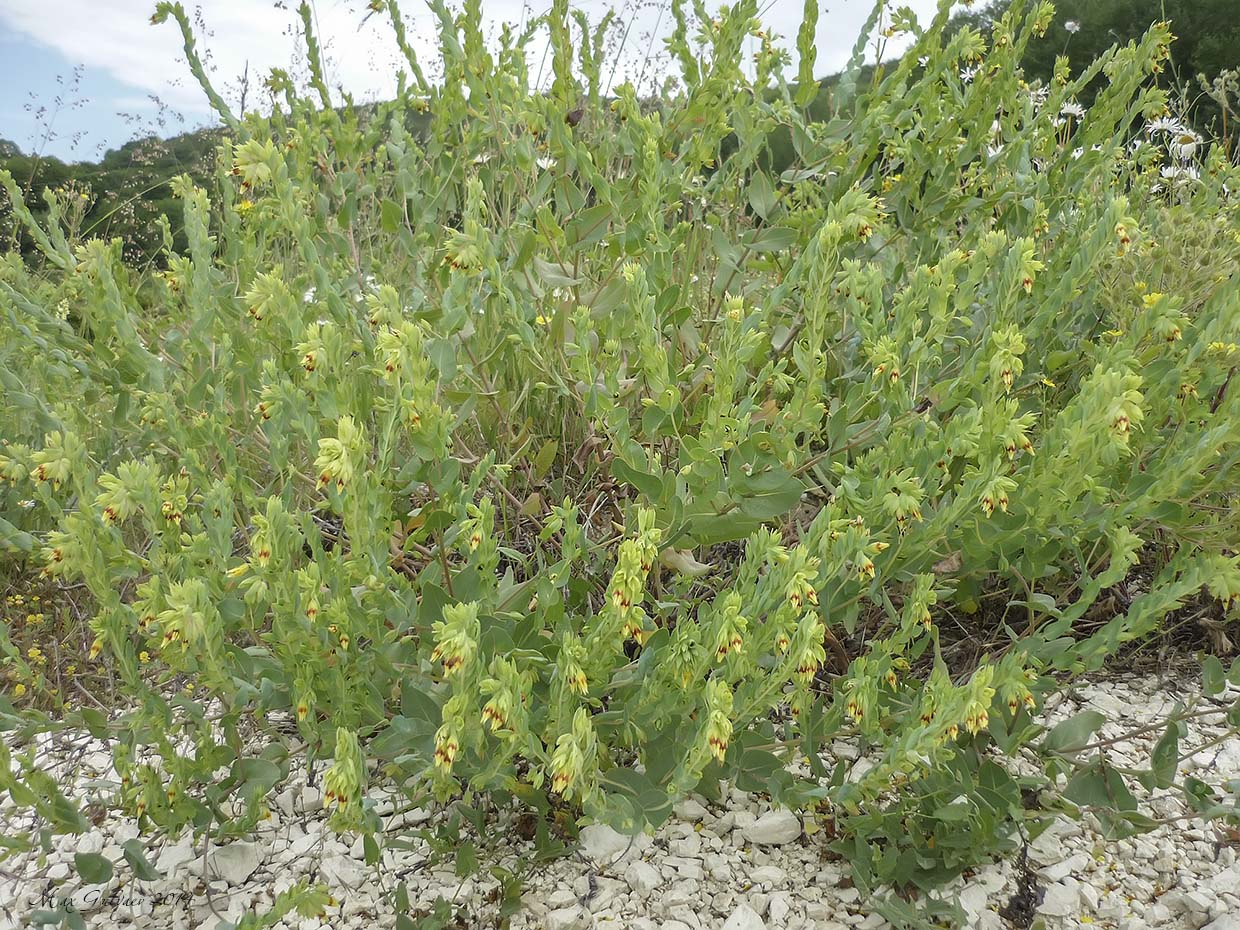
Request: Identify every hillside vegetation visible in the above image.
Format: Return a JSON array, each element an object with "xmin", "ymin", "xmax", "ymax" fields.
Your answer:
[{"xmin": 3, "ymin": 0, "xmax": 1237, "ymax": 263}]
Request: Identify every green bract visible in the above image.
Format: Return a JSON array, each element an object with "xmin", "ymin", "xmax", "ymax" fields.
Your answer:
[{"xmin": 2, "ymin": 0, "xmax": 1239, "ymax": 902}]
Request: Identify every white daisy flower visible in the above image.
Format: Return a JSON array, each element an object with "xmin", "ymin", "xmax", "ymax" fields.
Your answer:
[
  {"xmin": 960, "ymin": 65, "xmax": 979, "ymax": 84},
  {"xmin": 1060, "ymin": 101, "xmax": 1085, "ymax": 119},
  {"xmin": 1146, "ymin": 115, "xmax": 1185, "ymax": 136},
  {"xmin": 1170, "ymin": 130, "xmax": 1202, "ymax": 161},
  {"xmin": 1160, "ymin": 164, "xmax": 1200, "ymax": 184},
  {"xmin": 1064, "ymin": 20, "xmax": 1080, "ymax": 34}
]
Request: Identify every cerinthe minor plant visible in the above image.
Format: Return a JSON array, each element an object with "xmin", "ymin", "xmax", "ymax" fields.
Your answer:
[{"xmin": 1, "ymin": 0, "xmax": 1239, "ymax": 909}]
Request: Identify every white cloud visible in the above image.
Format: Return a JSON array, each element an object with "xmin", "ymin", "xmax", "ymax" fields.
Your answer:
[{"xmin": 0, "ymin": 0, "xmax": 947, "ymax": 122}]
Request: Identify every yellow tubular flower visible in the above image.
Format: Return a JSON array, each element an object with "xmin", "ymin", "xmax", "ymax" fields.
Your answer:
[
  {"xmin": 433, "ymin": 723, "xmax": 460, "ymax": 771},
  {"xmin": 703, "ymin": 679, "xmax": 733, "ymax": 762}
]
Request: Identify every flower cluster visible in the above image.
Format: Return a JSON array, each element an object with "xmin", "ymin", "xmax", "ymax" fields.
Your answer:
[
  {"xmin": 549, "ymin": 707, "xmax": 598, "ymax": 801},
  {"xmin": 479, "ymin": 658, "xmax": 533, "ymax": 735},
  {"xmin": 431, "ymin": 602, "xmax": 481, "ymax": 677},
  {"xmin": 94, "ymin": 460, "xmax": 159, "ymax": 526},
  {"xmin": 322, "ymin": 728, "xmax": 366, "ymax": 830},
  {"xmin": 598, "ymin": 509, "xmax": 661, "ymax": 645},
  {"xmin": 314, "ymin": 415, "xmax": 366, "ymax": 491},
  {"xmin": 711, "ymin": 592, "xmax": 747, "ymax": 661},
  {"xmin": 701, "ymin": 678, "xmax": 734, "ymax": 762}
]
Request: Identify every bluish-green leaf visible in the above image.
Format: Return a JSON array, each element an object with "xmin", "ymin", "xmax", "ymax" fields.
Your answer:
[
  {"xmin": 123, "ymin": 840, "xmax": 162, "ymax": 882},
  {"xmin": 74, "ymin": 852, "xmax": 114, "ymax": 885},
  {"xmin": 1043, "ymin": 711, "xmax": 1106, "ymax": 754},
  {"xmin": 1203, "ymin": 655, "xmax": 1226, "ymax": 695}
]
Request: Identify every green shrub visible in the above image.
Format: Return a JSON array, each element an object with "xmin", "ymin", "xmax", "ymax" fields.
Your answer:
[{"xmin": 2, "ymin": 0, "xmax": 1239, "ymax": 906}]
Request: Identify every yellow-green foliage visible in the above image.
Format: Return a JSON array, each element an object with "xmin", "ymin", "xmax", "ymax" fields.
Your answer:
[{"xmin": 2, "ymin": 0, "xmax": 1239, "ymax": 897}]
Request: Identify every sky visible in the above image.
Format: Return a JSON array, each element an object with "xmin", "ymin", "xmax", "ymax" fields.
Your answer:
[{"xmin": 0, "ymin": 0, "xmax": 945, "ymax": 163}]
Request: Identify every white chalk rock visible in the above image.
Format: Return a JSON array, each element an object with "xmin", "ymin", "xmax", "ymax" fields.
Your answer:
[
  {"xmin": 722, "ymin": 903, "xmax": 767, "ymax": 930},
  {"xmin": 742, "ymin": 810, "xmax": 801, "ymax": 846},
  {"xmin": 626, "ymin": 860, "xmax": 661, "ymax": 898},
  {"xmin": 205, "ymin": 842, "xmax": 261, "ymax": 885}
]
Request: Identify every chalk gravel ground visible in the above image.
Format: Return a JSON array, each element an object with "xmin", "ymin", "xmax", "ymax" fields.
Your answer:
[{"xmin": 3, "ymin": 674, "xmax": 1238, "ymax": 930}]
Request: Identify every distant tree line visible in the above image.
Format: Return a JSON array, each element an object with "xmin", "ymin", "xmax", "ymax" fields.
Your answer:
[
  {"xmin": 1, "ymin": 129, "xmax": 222, "ymax": 265},
  {"xmin": 954, "ymin": 0, "xmax": 1239, "ymax": 138}
]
